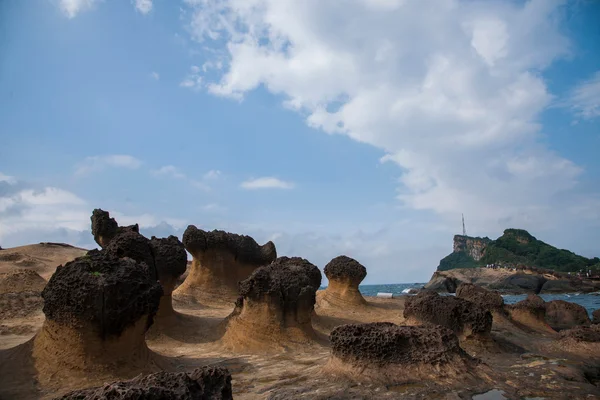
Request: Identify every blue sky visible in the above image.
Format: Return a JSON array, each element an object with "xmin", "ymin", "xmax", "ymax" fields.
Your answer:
[{"xmin": 1, "ymin": 0, "xmax": 599, "ymax": 283}]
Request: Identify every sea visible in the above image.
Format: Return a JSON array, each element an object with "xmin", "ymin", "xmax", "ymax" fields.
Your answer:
[{"xmin": 350, "ymin": 283, "xmax": 600, "ymax": 317}]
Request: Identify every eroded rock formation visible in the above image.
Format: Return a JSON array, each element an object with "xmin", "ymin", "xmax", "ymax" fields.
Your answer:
[
  {"xmin": 559, "ymin": 325, "xmax": 600, "ymax": 343},
  {"xmin": 150, "ymin": 236, "xmax": 188, "ymax": 320},
  {"xmin": 32, "ymin": 250, "xmax": 163, "ymax": 387},
  {"xmin": 91, "ymin": 208, "xmax": 139, "ymax": 248},
  {"xmin": 320, "ymin": 255, "xmax": 367, "ymax": 307},
  {"xmin": 404, "ymin": 291, "xmax": 492, "ymax": 340},
  {"xmin": 105, "ymin": 230, "xmax": 157, "ymax": 279},
  {"xmin": 324, "ymin": 322, "xmax": 478, "ymax": 384},
  {"xmin": 593, "ymin": 309, "xmax": 600, "ymax": 325},
  {"xmin": 456, "ymin": 283, "xmax": 504, "ymax": 314},
  {"xmin": 56, "ymin": 366, "xmax": 233, "ymax": 400},
  {"xmin": 221, "ymin": 256, "xmax": 321, "ymax": 351},
  {"xmin": 506, "ymin": 294, "xmax": 554, "ymax": 333},
  {"xmin": 174, "ymin": 225, "xmax": 277, "ymax": 304},
  {"xmin": 545, "ymin": 300, "xmax": 591, "ymax": 331}
]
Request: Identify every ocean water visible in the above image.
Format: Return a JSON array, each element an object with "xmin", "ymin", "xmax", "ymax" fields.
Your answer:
[{"xmin": 351, "ymin": 283, "xmax": 600, "ymax": 317}]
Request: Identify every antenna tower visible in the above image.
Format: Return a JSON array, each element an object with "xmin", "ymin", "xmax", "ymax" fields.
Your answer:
[{"xmin": 462, "ymin": 213, "xmax": 467, "ymax": 236}]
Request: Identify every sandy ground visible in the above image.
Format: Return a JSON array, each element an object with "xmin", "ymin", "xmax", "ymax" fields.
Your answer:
[{"xmin": 1, "ymin": 244, "xmax": 600, "ymax": 399}]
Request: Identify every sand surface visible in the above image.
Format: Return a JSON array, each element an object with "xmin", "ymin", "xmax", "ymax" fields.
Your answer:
[{"xmin": 1, "ymin": 244, "xmax": 600, "ymax": 399}]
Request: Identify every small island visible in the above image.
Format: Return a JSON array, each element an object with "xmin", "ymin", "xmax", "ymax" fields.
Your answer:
[{"xmin": 425, "ymin": 229, "xmax": 600, "ymax": 294}]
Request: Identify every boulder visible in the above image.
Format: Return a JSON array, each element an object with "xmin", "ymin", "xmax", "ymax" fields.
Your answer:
[
  {"xmin": 91, "ymin": 209, "xmax": 139, "ymax": 248},
  {"xmin": 320, "ymin": 255, "xmax": 367, "ymax": 307},
  {"xmin": 423, "ymin": 272, "xmax": 460, "ymax": 293},
  {"xmin": 559, "ymin": 325, "xmax": 600, "ymax": 343},
  {"xmin": 541, "ymin": 279, "xmax": 598, "ymax": 294},
  {"xmin": 324, "ymin": 322, "xmax": 476, "ymax": 384},
  {"xmin": 495, "ymin": 274, "xmax": 547, "ymax": 294},
  {"xmin": 506, "ymin": 294, "xmax": 553, "ymax": 333},
  {"xmin": 544, "ymin": 300, "xmax": 591, "ymax": 331},
  {"xmin": 174, "ymin": 225, "xmax": 277, "ymax": 304},
  {"xmin": 221, "ymin": 256, "xmax": 322, "ymax": 351},
  {"xmin": 55, "ymin": 367, "xmax": 233, "ymax": 400},
  {"xmin": 592, "ymin": 309, "xmax": 600, "ymax": 325},
  {"xmin": 403, "ymin": 291, "xmax": 492, "ymax": 340},
  {"xmin": 455, "ymin": 283, "xmax": 504, "ymax": 313}
]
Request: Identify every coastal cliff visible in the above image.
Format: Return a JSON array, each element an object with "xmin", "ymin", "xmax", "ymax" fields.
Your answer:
[{"xmin": 428, "ymin": 229, "xmax": 600, "ymax": 294}]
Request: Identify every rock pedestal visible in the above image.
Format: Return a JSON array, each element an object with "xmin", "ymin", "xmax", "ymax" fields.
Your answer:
[{"xmin": 320, "ymin": 255, "xmax": 367, "ymax": 307}]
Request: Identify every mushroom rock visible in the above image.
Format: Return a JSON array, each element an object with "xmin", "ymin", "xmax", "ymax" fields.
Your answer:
[
  {"xmin": 324, "ymin": 322, "xmax": 479, "ymax": 385},
  {"xmin": 506, "ymin": 294, "xmax": 554, "ymax": 333},
  {"xmin": 403, "ymin": 291, "xmax": 492, "ymax": 340},
  {"xmin": 455, "ymin": 283, "xmax": 504, "ymax": 314},
  {"xmin": 91, "ymin": 208, "xmax": 139, "ymax": 248},
  {"xmin": 55, "ymin": 366, "xmax": 233, "ymax": 400},
  {"xmin": 149, "ymin": 235, "xmax": 187, "ymax": 320},
  {"xmin": 30, "ymin": 250, "xmax": 163, "ymax": 388},
  {"xmin": 104, "ymin": 230, "xmax": 157, "ymax": 280},
  {"xmin": 544, "ymin": 300, "xmax": 591, "ymax": 331},
  {"xmin": 174, "ymin": 225, "xmax": 277, "ymax": 304},
  {"xmin": 320, "ymin": 255, "xmax": 367, "ymax": 307},
  {"xmin": 221, "ymin": 256, "xmax": 322, "ymax": 351}
]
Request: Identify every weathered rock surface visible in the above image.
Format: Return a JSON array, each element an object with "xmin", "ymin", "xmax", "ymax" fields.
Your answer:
[
  {"xmin": 506, "ymin": 294, "xmax": 554, "ymax": 333},
  {"xmin": 149, "ymin": 236, "xmax": 187, "ymax": 320},
  {"xmin": 496, "ymin": 274, "xmax": 547, "ymax": 294},
  {"xmin": 55, "ymin": 367, "xmax": 233, "ymax": 400},
  {"xmin": 404, "ymin": 291, "xmax": 492, "ymax": 340},
  {"xmin": 222, "ymin": 256, "xmax": 322, "ymax": 350},
  {"xmin": 320, "ymin": 255, "xmax": 367, "ymax": 307},
  {"xmin": 325, "ymin": 322, "xmax": 477, "ymax": 384},
  {"xmin": 592, "ymin": 309, "xmax": 600, "ymax": 325},
  {"xmin": 545, "ymin": 300, "xmax": 591, "ymax": 331},
  {"xmin": 423, "ymin": 271, "xmax": 461, "ymax": 293},
  {"xmin": 104, "ymin": 231, "xmax": 157, "ymax": 280},
  {"xmin": 175, "ymin": 225, "xmax": 277, "ymax": 304},
  {"xmin": 91, "ymin": 209, "xmax": 139, "ymax": 249},
  {"xmin": 42, "ymin": 249, "xmax": 162, "ymax": 337},
  {"xmin": 455, "ymin": 283, "xmax": 504, "ymax": 313},
  {"xmin": 0, "ymin": 268, "xmax": 46, "ymax": 295},
  {"xmin": 559, "ymin": 325, "xmax": 600, "ymax": 343}
]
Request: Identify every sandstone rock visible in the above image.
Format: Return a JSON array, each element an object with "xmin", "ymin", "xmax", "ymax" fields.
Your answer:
[
  {"xmin": 55, "ymin": 366, "xmax": 233, "ymax": 399},
  {"xmin": 149, "ymin": 236, "xmax": 188, "ymax": 319},
  {"xmin": 174, "ymin": 225, "xmax": 277, "ymax": 304},
  {"xmin": 0, "ymin": 268, "xmax": 46, "ymax": 295},
  {"xmin": 423, "ymin": 272, "xmax": 460, "ymax": 293},
  {"xmin": 495, "ymin": 274, "xmax": 547, "ymax": 294},
  {"xmin": 506, "ymin": 294, "xmax": 553, "ymax": 333},
  {"xmin": 324, "ymin": 322, "xmax": 476, "ymax": 384},
  {"xmin": 541, "ymin": 279, "xmax": 597, "ymax": 294},
  {"xmin": 91, "ymin": 209, "xmax": 139, "ymax": 248},
  {"xmin": 222, "ymin": 256, "xmax": 321, "ymax": 351},
  {"xmin": 404, "ymin": 291, "xmax": 492, "ymax": 340},
  {"xmin": 455, "ymin": 283, "xmax": 504, "ymax": 313},
  {"xmin": 320, "ymin": 255, "xmax": 367, "ymax": 307},
  {"xmin": 592, "ymin": 309, "xmax": 600, "ymax": 324},
  {"xmin": 104, "ymin": 231, "xmax": 156, "ymax": 280},
  {"xmin": 559, "ymin": 325, "xmax": 600, "ymax": 343},
  {"xmin": 545, "ymin": 300, "xmax": 590, "ymax": 331}
]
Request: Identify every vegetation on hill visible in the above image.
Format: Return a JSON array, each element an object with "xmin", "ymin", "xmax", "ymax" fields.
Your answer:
[{"xmin": 438, "ymin": 228, "xmax": 599, "ymax": 273}]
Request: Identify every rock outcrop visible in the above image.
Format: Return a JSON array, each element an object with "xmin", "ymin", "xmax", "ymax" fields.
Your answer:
[
  {"xmin": 31, "ymin": 250, "xmax": 163, "ymax": 387},
  {"xmin": 559, "ymin": 325, "xmax": 600, "ymax": 343},
  {"xmin": 105, "ymin": 230, "xmax": 157, "ymax": 279},
  {"xmin": 149, "ymin": 236, "xmax": 188, "ymax": 320},
  {"xmin": 455, "ymin": 283, "xmax": 504, "ymax": 314},
  {"xmin": 0, "ymin": 268, "xmax": 46, "ymax": 295},
  {"xmin": 506, "ymin": 294, "xmax": 554, "ymax": 333},
  {"xmin": 404, "ymin": 291, "xmax": 492, "ymax": 340},
  {"xmin": 221, "ymin": 256, "xmax": 321, "ymax": 351},
  {"xmin": 453, "ymin": 235, "xmax": 489, "ymax": 261},
  {"xmin": 592, "ymin": 309, "xmax": 600, "ymax": 325},
  {"xmin": 423, "ymin": 272, "xmax": 460, "ymax": 293},
  {"xmin": 56, "ymin": 367, "xmax": 233, "ymax": 400},
  {"xmin": 91, "ymin": 209, "xmax": 139, "ymax": 248},
  {"xmin": 497, "ymin": 274, "xmax": 547, "ymax": 294},
  {"xmin": 545, "ymin": 300, "xmax": 591, "ymax": 331},
  {"xmin": 324, "ymin": 322, "xmax": 477, "ymax": 384},
  {"xmin": 319, "ymin": 255, "xmax": 367, "ymax": 307},
  {"xmin": 174, "ymin": 225, "xmax": 277, "ymax": 304}
]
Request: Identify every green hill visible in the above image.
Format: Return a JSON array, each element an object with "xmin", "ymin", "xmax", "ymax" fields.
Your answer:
[{"xmin": 437, "ymin": 228, "xmax": 599, "ymax": 273}]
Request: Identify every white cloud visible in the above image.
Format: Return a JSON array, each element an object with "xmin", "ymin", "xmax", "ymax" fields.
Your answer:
[
  {"xmin": 563, "ymin": 70, "xmax": 600, "ymax": 120},
  {"xmin": 75, "ymin": 155, "xmax": 142, "ymax": 176},
  {"xmin": 134, "ymin": 0, "xmax": 153, "ymax": 14},
  {"xmin": 179, "ymin": 65, "xmax": 203, "ymax": 89},
  {"xmin": 240, "ymin": 177, "xmax": 294, "ymax": 190},
  {"xmin": 181, "ymin": 0, "xmax": 595, "ymax": 232},
  {"xmin": 151, "ymin": 165, "xmax": 218, "ymax": 191},
  {"xmin": 203, "ymin": 169, "xmax": 222, "ymax": 180},
  {"xmin": 150, "ymin": 71, "xmax": 160, "ymax": 80},
  {"xmin": 58, "ymin": 0, "xmax": 101, "ymax": 18},
  {"xmin": 0, "ymin": 173, "xmax": 16, "ymax": 185},
  {"xmin": 151, "ymin": 165, "xmax": 187, "ymax": 180}
]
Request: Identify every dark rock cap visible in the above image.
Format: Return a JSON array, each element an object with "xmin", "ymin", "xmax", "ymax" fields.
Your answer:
[
  {"xmin": 404, "ymin": 291, "xmax": 492, "ymax": 336},
  {"xmin": 105, "ymin": 230, "xmax": 157, "ymax": 280},
  {"xmin": 42, "ymin": 250, "xmax": 162, "ymax": 337},
  {"xmin": 324, "ymin": 255, "xmax": 367, "ymax": 282},
  {"xmin": 509, "ymin": 294, "xmax": 545, "ymax": 311},
  {"xmin": 55, "ymin": 366, "xmax": 233, "ymax": 400},
  {"xmin": 150, "ymin": 235, "xmax": 187, "ymax": 282},
  {"xmin": 239, "ymin": 256, "xmax": 322, "ymax": 301},
  {"xmin": 182, "ymin": 225, "xmax": 277, "ymax": 265},
  {"xmin": 330, "ymin": 322, "xmax": 467, "ymax": 366},
  {"xmin": 455, "ymin": 283, "xmax": 504, "ymax": 312},
  {"xmin": 91, "ymin": 208, "xmax": 140, "ymax": 248}
]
